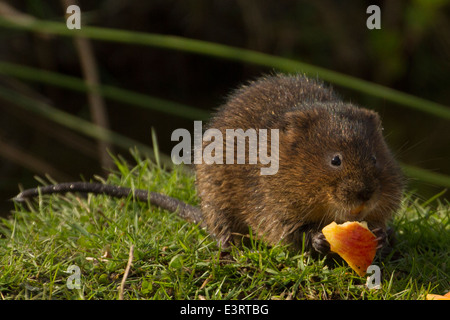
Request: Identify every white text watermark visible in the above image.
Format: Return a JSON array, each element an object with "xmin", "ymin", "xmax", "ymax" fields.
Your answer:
[{"xmin": 171, "ymin": 121, "xmax": 279, "ymax": 175}]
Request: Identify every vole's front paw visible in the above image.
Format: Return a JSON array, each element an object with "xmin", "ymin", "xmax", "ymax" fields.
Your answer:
[
  {"xmin": 371, "ymin": 227, "xmax": 387, "ymax": 250},
  {"xmin": 311, "ymin": 231, "xmax": 330, "ymax": 255},
  {"xmin": 372, "ymin": 227, "xmax": 396, "ymax": 259}
]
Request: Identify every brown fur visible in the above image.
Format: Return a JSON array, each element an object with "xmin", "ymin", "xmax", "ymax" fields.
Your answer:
[{"xmin": 196, "ymin": 74, "xmax": 404, "ymax": 251}]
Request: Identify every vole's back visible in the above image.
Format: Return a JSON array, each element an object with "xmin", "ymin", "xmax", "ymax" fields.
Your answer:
[
  {"xmin": 210, "ymin": 75, "xmax": 337, "ymax": 128},
  {"xmin": 196, "ymin": 74, "xmax": 404, "ymax": 250}
]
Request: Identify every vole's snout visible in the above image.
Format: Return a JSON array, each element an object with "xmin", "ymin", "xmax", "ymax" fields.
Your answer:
[
  {"xmin": 333, "ymin": 178, "xmax": 381, "ymax": 219},
  {"xmin": 356, "ymin": 186, "xmax": 375, "ymax": 202},
  {"xmin": 345, "ymin": 186, "xmax": 376, "ymax": 217}
]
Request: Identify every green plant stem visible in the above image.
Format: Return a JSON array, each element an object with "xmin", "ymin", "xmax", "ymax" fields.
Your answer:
[
  {"xmin": 0, "ymin": 62, "xmax": 209, "ymax": 121},
  {"xmin": 0, "ymin": 17, "xmax": 449, "ymax": 119},
  {"xmin": 0, "ymin": 85, "xmax": 171, "ymax": 167},
  {"xmin": 401, "ymin": 164, "xmax": 450, "ymax": 189}
]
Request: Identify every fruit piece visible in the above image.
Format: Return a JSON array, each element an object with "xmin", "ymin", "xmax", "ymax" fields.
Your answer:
[
  {"xmin": 426, "ymin": 292, "xmax": 450, "ymax": 300},
  {"xmin": 322, "ymin": 221, "xmax": 377, "ymax": 276}
]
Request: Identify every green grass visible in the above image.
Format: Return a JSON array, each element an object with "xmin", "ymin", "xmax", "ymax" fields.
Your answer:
[{"xmin": 0, "ymin": 152, "xmax": 448, "ymax": 300}]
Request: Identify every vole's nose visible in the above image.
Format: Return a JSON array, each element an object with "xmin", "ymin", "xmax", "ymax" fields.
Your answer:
[{"xmin": 357, "ymin": 187, "xmax": 374, "ymax": 202}]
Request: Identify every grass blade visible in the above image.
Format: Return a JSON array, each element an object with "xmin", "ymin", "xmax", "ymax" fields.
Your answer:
[
  {"xmin": 401, "ymin": 164, "xmax": 450, "ymax": 189},
  {"xmin": 0, "ymin": 61, "xmax": 210, "ymax": 121},
  {"xmin": 0, "ymin": 17, "xmax": 449, "ymax": 119},
  {"xmin": 0, "ymin": 85, "xmax": 172, "ymax": 167}
]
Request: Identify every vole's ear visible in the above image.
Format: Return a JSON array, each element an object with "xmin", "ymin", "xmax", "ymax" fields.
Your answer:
[
  {"xmin": 278, "ymin": 108, "xmax": 324, "ymax": 133},
  {"xmin": 362, "ymin": 109, "xmax": 383, "ymax": 133}
]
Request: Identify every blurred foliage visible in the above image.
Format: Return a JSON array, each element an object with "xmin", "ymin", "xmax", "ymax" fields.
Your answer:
[{"xmin": 0, "ymin": 0, "xmax": 449, "ymax": 215}]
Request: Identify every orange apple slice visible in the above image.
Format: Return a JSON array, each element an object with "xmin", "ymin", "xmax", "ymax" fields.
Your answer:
[
  {"xmin": 426, "ymin": 292, "xmax": 450, "ymax": 300},
  {"xmin": 322, "ymin": 221, "xmax": 377, "ymax": 276}
]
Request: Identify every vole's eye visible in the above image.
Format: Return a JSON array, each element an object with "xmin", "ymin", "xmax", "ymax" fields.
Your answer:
[{"xmin": 331, "ymin": 154, "xmax": 342, "ymax": 167}]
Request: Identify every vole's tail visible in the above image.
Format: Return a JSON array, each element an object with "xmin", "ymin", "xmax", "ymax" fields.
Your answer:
[{"xmin": 14, "ymin": 182, "xmax": 204, "ymax": 226}]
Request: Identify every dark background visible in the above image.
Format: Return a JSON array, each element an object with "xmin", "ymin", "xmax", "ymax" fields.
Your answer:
[{"xmin": 0, "ymin": 0, "xmax": 449, "ymax": 217}]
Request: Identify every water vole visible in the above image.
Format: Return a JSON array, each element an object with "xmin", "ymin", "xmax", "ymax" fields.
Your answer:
[
  {"xmin": 196, "ymin": 74, "xmax": 404, "ymax": 253},
  {"xmin": 14, "ymin": 74, "xmax": 405, "ymax": 255}
]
